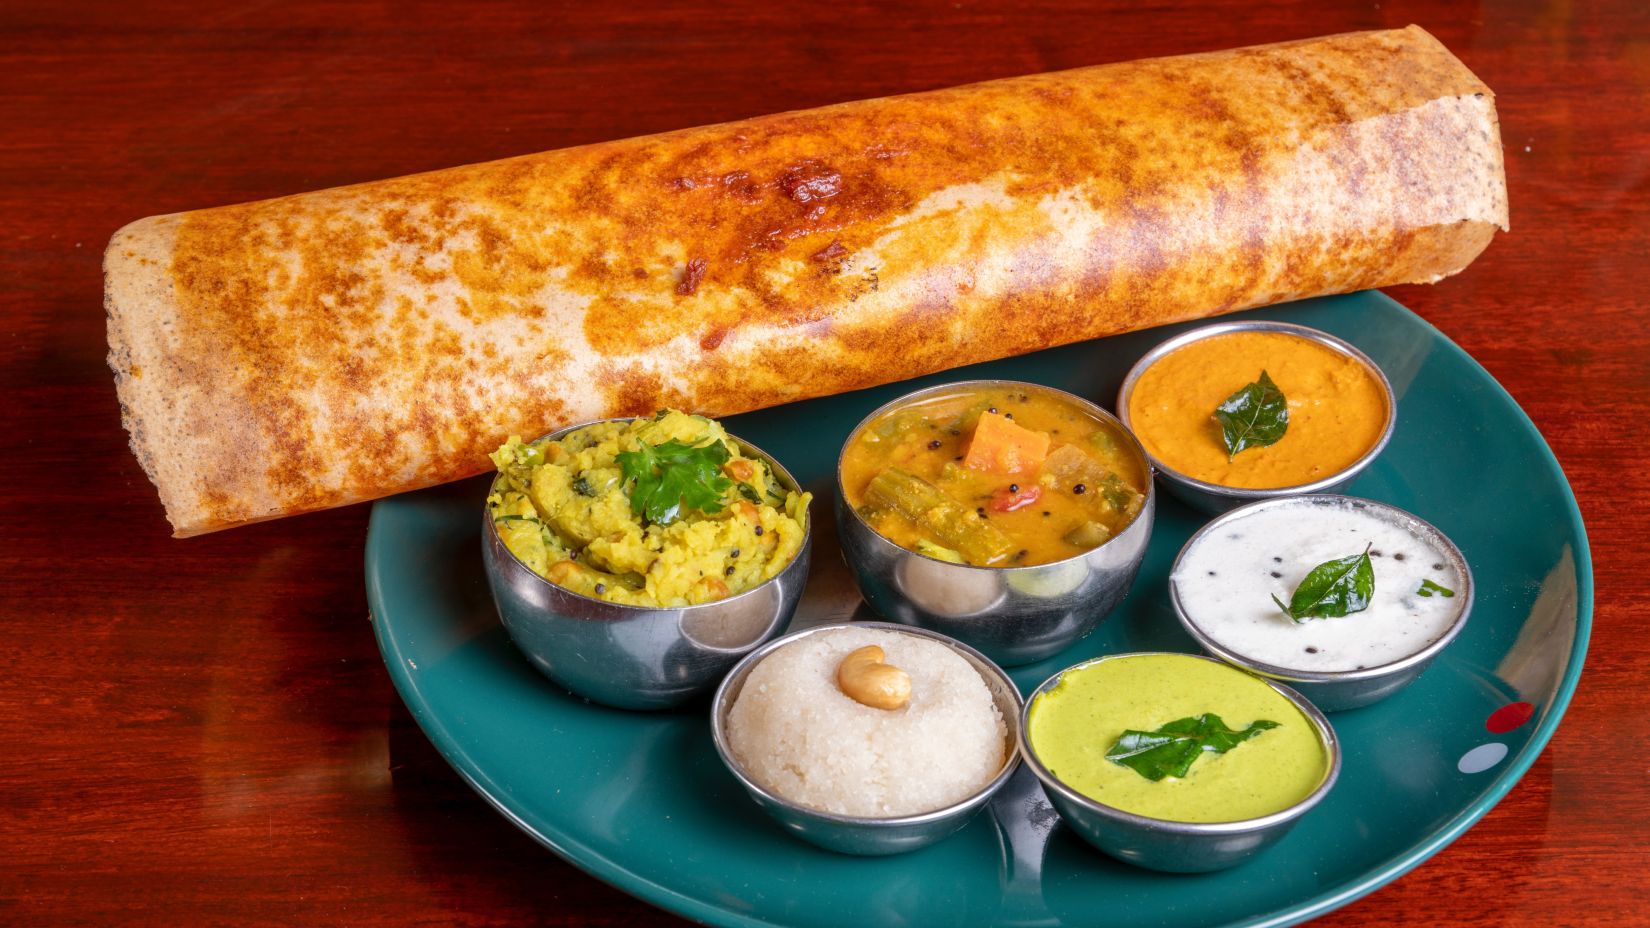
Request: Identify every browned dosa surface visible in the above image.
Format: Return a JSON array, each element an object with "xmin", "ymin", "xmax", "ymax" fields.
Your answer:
[{"xmin": 105, "ymin": 25, "xmax": 1506, "ymax": 537}]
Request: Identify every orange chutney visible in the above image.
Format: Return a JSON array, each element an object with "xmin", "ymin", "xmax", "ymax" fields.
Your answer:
[
  {"xmin": 1127, "ymin": 331, "xmax": 1388, "ymax": 490},
  {"xmin": 840, "ymin": 386, "xmax": 1147, "ymax": 567}
]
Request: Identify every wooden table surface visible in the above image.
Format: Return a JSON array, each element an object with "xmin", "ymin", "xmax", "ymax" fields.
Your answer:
[{"xmin": 4, "ymin": 0, "xmax": 1646, "ymax": 924}]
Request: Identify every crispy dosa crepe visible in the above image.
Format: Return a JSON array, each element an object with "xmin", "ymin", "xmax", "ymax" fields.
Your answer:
[{"xmin": 107, "ymin": 25, "xmax": 1506, "ymax": 536}]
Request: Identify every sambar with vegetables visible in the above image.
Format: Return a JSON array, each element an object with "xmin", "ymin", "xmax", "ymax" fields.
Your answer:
[{"xmin": 839, "ymin": 384, "xmax": 1147, "ymax": 567}]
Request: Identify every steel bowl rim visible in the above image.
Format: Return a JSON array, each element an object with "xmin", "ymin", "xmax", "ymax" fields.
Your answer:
[
  {"xmin": 834, "ymin": 378, "xmax": 1156, "ymax": 572},
  {"xmin": 1115, "ymin": 320, "xmax": 1397, "ymax": 501},
  {"xmin": 1167, "ymin": 494, "xmax": 1476, "ymax": 684},
  {"xmin": 709, "ymin": 621, "xmax": 1024, "ymax": 828},
  {"xmin": 1018, "ymin": 651, "xmax": 1342, "ymax": 836},
  {"xmin": 482, "ymin": 416, "xmax": 812, "ymax": 616}
]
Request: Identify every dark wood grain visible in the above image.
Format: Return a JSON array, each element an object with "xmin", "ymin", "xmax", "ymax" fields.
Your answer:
[{"xmin": 2, "ymin": 1, "xmax": 1646, "ymax": 924}]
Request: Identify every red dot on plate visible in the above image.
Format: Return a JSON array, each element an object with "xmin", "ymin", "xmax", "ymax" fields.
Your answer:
[{"xmin": 1486, "ymin": 701, "xmax": 1535, "ymax": 734}]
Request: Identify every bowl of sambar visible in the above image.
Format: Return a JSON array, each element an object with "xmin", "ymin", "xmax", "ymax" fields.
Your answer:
[{"xmin": 835, "ymin": 381, "xmax": 1154, "ymax": 666}]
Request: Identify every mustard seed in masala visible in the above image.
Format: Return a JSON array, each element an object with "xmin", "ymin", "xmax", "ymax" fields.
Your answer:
[{"xmin": 488, "ymin": 411, "xmax": 810, "ymax": 607}]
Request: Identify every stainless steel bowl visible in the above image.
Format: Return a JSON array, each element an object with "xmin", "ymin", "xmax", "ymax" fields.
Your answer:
[
  {"xmin": 710, "ymin": 622, "xmax": 1023, "ymax": 856},
  {"xmin": 481, "ymin": 419, "xmax": 812, "ymax": 711},
  {"xmin": 835, "ymin": 381, "xmax": 1155, "ymax": 667},
  {"xmin": 1116, "ymin": 320, "xmax": 1396, "ymax": 514},
  {"xmin": 1170, "ymin": 495, "xmax": 1475, "ymax": 712},
  {"xmin": 1020, "ymin": 653, "xmax": 1341, "ymax": 873}
]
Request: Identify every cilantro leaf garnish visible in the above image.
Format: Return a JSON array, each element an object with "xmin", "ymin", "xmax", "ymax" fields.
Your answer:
[
  {"xmin": 615, "ymin": 439, "xmax": 733, "ymax": 525},
  {"xmin": 1106, "ymin": 713, "xmax": 1280, "ymax": 781}
]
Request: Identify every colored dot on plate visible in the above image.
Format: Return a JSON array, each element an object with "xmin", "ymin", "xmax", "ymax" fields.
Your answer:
[
  {"xmin": 1486, "ymin": 701, "xmax": 1534, "ymax": 734},
  {"xmin": 1458, "ymin": 743, "xmax": 1508, "ymax": 774}
]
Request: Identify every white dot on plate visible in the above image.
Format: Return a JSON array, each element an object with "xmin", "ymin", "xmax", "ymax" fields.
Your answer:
[{"xmin": 1458, "ymin": 742, "xmax": 1508, "ymax": 774}]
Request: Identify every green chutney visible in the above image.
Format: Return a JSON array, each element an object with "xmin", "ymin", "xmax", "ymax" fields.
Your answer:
[{"xmin": 1027, "ymin": 655, "xmax": 1328, "ymax": 823}]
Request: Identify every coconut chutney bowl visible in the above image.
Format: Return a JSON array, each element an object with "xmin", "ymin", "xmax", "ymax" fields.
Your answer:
[
  {"xmin": 481, "ymin": 418, "xmax": 812, "ymax": 711},
  {"xmin": 709, "ymin": 622, "xmax": 1023, "ymax": 856},
  {"xmin": 1170, "ymin": 495, "xmax": 1476, "ymax": 712},
  {"xmin": 1020, "ymin": 653, "xmax": 1342, "ymax": 873},
  {"xmin": 834, "ymin": 380, "xmax": 1156, "ymax": 667},
  {"xmin": 1117, "ymin": 320, "xmax": 1397, "ymax": 515}
]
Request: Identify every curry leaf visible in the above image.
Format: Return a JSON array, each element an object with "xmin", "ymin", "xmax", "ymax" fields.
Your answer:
[
  {"xmin": 615, "ymin": 440, "xmax": 733, "ymax": 525},
  {"xmin": 1417, "ymin": 578, "xmax": 1456, "ymax": 598},
  {"xmin": 1106, "ymin": 713, "xmax": 1280, "ymax": 781},
  {"xmin": 1214, "ymin": 370, "xmax": 1289, "ymax": 460},
  {"xmin": 1272, "ymin": 544, "xmax": 1375, "ymax": 622}
]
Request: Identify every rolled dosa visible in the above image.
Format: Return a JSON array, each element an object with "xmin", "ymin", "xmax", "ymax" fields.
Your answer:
[{"xmin": 106, "ymin": 25, "xmax": 1506, "ymax": 537}]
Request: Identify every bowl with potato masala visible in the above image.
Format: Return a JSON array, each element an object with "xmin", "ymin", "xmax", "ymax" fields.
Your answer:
[
  {"xmin": 482, "ymin": 410, "xmax": 812, "ymax": 710},
  {"xmin": 836, "ymin": 381, "xmax": 1154, "ymax": 666}
]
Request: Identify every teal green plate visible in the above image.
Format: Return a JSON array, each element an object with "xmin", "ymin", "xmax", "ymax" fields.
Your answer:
[{"xmin": 366, "ymin": 291, "xmax": 1590, "ymax": 928}]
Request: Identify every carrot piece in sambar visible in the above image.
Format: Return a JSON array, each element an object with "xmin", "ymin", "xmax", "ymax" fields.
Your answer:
[{"xmin": 963, "ymin": 412, "xmax": 1050, "ymax": 475}]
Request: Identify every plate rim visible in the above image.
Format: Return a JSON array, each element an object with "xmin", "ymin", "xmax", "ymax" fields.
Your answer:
[{"xmin": 365, "ymin": 290, "xmax": 1594, "ymax": 928}]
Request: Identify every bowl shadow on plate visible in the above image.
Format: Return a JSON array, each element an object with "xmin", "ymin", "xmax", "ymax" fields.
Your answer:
[
  {"xmin": 394, "ymin": 476, "xmax": 511, "ymax": 656},
  {"xmin": 783, "ymin": 472, "xmax": 870, "ymax": 630},
  {"xmin": 985, "ymin": 766, "xmax": 1203, "ymax": 923},
  {"xmin": 1085, "ymin": 491, "xmax": 1206, "ymax": 656}
]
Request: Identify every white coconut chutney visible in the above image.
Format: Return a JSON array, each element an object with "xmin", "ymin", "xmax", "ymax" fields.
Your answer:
[{"xmin": 1173, "ymin": 498, "xmax": 1466, "ymax": 673}]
